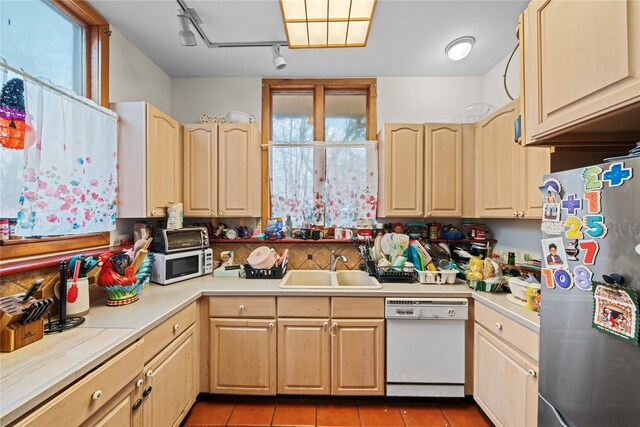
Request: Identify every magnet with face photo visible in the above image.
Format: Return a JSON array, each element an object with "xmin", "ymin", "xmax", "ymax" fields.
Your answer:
[{"xmin": 542, "ymin": 237, "xmax": 568, "ymax": 269}]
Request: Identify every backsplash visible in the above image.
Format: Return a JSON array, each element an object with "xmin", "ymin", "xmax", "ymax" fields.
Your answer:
[{"xmin": 211, "ymin": 242, "xmax": 364, "ymax": 271}]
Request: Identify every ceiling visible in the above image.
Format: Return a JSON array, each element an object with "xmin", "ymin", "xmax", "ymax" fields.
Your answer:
[{"xmin": 90, "ymin": 0, "xmax": 528, "ymax": 78}]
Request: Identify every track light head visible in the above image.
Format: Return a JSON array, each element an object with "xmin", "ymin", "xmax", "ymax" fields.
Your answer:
[
  {"xmin": 271, "ymin": 44, "xmax": 287, "ymax": 70},
  {"xmin": 177, "ymin": 12, "xmax": 197, "ymax": 47}
]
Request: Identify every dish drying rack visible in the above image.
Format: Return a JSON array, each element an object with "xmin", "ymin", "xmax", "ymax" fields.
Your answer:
[{"xmin": 359, "ymin": 244, "xmax": 414, "ymax": 283}]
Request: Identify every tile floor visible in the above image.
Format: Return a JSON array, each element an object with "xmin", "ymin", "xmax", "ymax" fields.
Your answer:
[{"xmin": 182, "ymin": 395, "xmax": 493, "ymax": 427}]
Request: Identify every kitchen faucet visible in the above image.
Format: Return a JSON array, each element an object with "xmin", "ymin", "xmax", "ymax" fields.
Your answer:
[{"xmin": 330, "ymin": 251, "xmax": 348, "ymax": 271}]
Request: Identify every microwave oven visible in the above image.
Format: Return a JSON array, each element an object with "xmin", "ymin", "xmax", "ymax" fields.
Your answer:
[
  {"xmin": 151, "ymin": 248, "xmax": 213, "ymax": 285},
  {"xmin": 150, "ymin": 227, "xmax": 209, "ymax": 254}
]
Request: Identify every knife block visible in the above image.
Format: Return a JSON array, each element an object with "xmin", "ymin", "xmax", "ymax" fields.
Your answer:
[{"xmin": 1, "ymin": 318, "xmax": 44, "ymax": 352}]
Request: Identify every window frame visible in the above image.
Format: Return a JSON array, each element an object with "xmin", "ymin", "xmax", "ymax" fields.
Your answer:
[
  {"xmin": 0, "ymin": 0, "xmax": 110, "ymax": 261},
  {"xmin": 261, "ymin": 78, "xmax": 377, "ymax": 221}
]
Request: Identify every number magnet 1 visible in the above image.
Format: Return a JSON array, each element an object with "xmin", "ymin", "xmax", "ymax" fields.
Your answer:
[
  {"xmin": 542, "ymin": 268, "xmax": 555, "ymax": 289},
  {"xmin": 573, "ymin": 265, "xmax": 593, "ymax": 291},
  {"xmin": 578, "ymin": 240, "xmax": 599, "ymax": 265},
  {"xmin": 584, "ymin": 191, "xmax": 602, "ymax": 214},
  {"xmin": 602, "ymin": 161, "xmax": 633, "ymax": 188},
  {"xmin": 554, "ymin": 268, "xmax": 574, "ymax": 290},
  {"xmin": 583, "ymin": 215, "xmax": 608, "ymax": 239},
  {"xmin": 581, "ymin": 166, "xmax": 603, "ymax": 191}
]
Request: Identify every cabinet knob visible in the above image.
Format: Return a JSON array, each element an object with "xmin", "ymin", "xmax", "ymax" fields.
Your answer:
[
  {"xmin": 269, "ymin": 322, "xmax": 274, "ymax": 329},
  {"xmin": 136, "ymin": 379, "xmax": 144, "ymax": 388},
  {"xmin": 517, "ymin": 211, "xmax": 524, "ymax": 218},
  {"xmin": 143, "ymin": 386, "xmax": 153, "ymax": 397},
  {"xmin": 91, "ymin": 390, "xmax": 103, "ymax": 401},
  {"xmin": 447, "ymin": 308, "xmax": 455, "ymax": 317},
  {"xmin": 132, "ymin": 398, "xmax": 143, "ymax": 411},
  {"xmin": 419, "ymin": 212, "xmax": 423, "ymax": 216},
  {"xmin": 329, "ymin": 322, "xmax": 338, "ymax": 337},
  {"xmin": 146, "ymin": 370, "xmax": 154, "ymax": 378},
  {"xmin": 323, "ymin": 321, "xmax": 328, "ymax": 329},
  {"xmin": 427, "ymin": 212, "xmax": 433, "ymax": 217},
  {"xmin": 512, "ymin": 211, "xmax": 518, "ymax": 217},
  {"xmin": 495, "ymin": 322, "xmax": 503, "ymax": 330},
  {"xmin": 173, "ymin": 323, "xmax": 180, "ymax": 332},
  {"xmin": 527, "ymin": 369, "xmax": 537, "ymax": 377},
  {"xmin": 151, "ymin": 210, "xmax": 157, "ymax": 216},
  {"xmin": 219, "ymin": 212, "xmax": 223, "ymax": 216},
  {"xmin": 210, "ymin": 212, "xmax": 215, "ymax": 216},
  {"xmin": 239, "ymin": 305, "xmax": 245, "ymax": 311}
]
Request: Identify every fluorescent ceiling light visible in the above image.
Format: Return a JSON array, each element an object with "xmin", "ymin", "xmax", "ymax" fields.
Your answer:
[
  {"xmin": 445, "ymin": 36, "xmax": 475, "ymax": 61},
  {"xmin": 280, "ymin": 0, "xmax": 377, "ymax": 48}
]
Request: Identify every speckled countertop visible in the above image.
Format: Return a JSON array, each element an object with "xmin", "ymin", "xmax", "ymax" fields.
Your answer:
[{"xmin": 0, "ymin": 276, "xmax": 539, "ymax": 425}]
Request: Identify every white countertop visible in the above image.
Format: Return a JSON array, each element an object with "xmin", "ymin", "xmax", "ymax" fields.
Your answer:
[{"xmin": 0, "ymin": 275, "xmax": 539, "ymax": 425}]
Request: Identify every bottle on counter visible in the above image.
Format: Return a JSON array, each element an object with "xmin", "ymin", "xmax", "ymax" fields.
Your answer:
[{"xmin": 0, "ymin": 219, "xmax": 9, "ymax": 240}]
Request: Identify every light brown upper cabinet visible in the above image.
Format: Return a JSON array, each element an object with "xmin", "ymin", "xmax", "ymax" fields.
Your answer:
[
  {"xmin": 183, "ymin": 123, "xmax": 261, "ymax": 217},
  {"xmin": 521, "ymin": 0, "xmax": 640, "ymax": 146},
  {"xmin": 477, "ymin": 100, "xmax": 551, "ymax": 219},
  {"xmin": 424, "ymin": 124, "xmax": 462, "ymax": 217},
  {"xmin": 378, "ymin": 124, "xmax": 424, "ymax": 217},
  {"xmin": 113, "ymin": 102, "xmax": 182, "ymax": 218}
]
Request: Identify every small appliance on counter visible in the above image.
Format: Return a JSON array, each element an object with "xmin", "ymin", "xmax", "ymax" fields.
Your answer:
[{"xmin": 150, "ymin": 226, "xmax": 209, "ymax": 253}]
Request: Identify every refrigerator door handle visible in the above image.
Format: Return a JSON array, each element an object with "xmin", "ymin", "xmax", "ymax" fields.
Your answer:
[{"xmin": 539, "ymin": 394, "xmax": 569, "ymax": 427}]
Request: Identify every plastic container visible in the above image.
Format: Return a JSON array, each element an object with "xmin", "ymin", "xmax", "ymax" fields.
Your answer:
[
  {"xmin": 468, "ymin": 280, "xmax": 503, "ymax": 292},
  {"xmin": 244, "ymin": 264, "xmax": 287, "ymax": 279},
  {"xmin": 414, "ymin": 269, "xmax": 458, "ymax": 284}
]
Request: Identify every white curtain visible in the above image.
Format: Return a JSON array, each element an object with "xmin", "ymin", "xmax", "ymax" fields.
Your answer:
[{"xmin": 0, "ymin": 64, "xmax": 118, "ymax": 237}]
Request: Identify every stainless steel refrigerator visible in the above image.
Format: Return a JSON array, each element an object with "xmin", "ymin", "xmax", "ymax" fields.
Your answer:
[{"xmin": 539, "ymin": 157, "xmax": 640, "ymax": 427}]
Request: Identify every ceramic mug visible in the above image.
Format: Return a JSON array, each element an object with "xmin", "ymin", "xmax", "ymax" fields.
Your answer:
[
  {"xmin": 335, "ymin": 228, "xmax": 353, "ymax": 240},
  {"xmin": 311, "ymin": 230, "xmax": 325, "ymax": 240},
  {"xmin": 54, "ymin": 277, "xmax": 90, "ymax": 317},
  {"xmin": 300, "ymin": 229, "xmax": 311, "ymax": 240}
]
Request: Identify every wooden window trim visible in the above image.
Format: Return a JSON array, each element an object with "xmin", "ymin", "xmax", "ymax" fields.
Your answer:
[
  {"xmin": 261, "ymin": 78, "xmax": 377, "ymax": 221},
  {"xmin": 1, "ymin": 0, "xmax": 111, "ymax": 262}
]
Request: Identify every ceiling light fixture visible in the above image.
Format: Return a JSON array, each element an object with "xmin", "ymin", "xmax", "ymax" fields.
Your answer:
[
  {"xmin": 445, "ymin": 36, "xmax": 475, "ymax": 61},
  {"xmin": 271, "ymin": 45, "xmax": 287, "ymax": 70},
  {"xmin": 280, "ymin": 0, "xmax": 377, "ymax": 48},
  {"xmin": 177, "ymin": 12, "xmax": 196, "ymax": 47},
  {"xmin": 175, "ymin": 0, "xmax": 290, "ymax": 66}
]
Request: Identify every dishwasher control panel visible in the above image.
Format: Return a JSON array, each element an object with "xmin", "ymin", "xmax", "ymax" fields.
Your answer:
[{"xmin": 385, "ymin": 298, "xmax": 468, "ymax": 320}]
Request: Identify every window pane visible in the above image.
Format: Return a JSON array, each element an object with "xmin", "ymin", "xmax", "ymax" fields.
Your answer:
[
  {"xmin": 325, "ymin": 91, "xmax": 366, "ymax": 142},
  {"xmin": 0, "ymin": 0, "xmax": 84, "ymax": 94},
  {"xmin": 271, "ymin": 92, "xmax": 314, "ymax": 142}
]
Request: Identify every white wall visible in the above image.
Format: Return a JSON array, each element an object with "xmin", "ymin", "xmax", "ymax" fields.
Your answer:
[
  {"xmin": 109, "ymin": 28, "xmax": 172, "ymax": 113},
  {"xmin": 481, "ymin": 48, "xmax": 520, "ymax": 110}
]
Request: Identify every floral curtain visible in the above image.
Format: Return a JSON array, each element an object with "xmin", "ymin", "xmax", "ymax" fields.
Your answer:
[
  {"xmin": 0, "ymin": 65, "xmax": 118, "ymax": 237},
  {"xmin": 269, "ymin": 142, "xmax": 378, "ymax": 228}
]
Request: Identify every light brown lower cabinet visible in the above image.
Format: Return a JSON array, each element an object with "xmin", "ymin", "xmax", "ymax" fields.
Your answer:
[
  {"xmin": 143, "ymin": 324, "xmax": 197, "ymax": 427},
  {"xmin": 474, "ymin": 323, "xmax": 538, "ymax": 427},
  {"xmin": 209, "ymin": 318, "xmax": 277, "ymax": 395},
  {"xmin": 81, "ymin": 377, "xmax": 144, "ymax": 427},
  {"xmin": 277, "ymin": 319, "xmax": 331, "ymax": 395},
  {"xmin": 331, "ymin": 319, "xmax": 385, "ymax": 396}
]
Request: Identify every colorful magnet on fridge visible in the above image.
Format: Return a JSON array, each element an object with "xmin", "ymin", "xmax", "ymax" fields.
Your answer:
[
  {"xmin": 573, "ymin": 265, "xmax": 593, "ymax": 291},
  {"xmin": 592, "ymin": 281, "xmax": 639, "ymax": 345},
  {"xmin": 541, "ymin": 221, "xmax": 564, "ymax": 235},
  {"xmin": 583, "ymin": 215, "xmax": 608, "ymax": 239},
  {"xmin": 602, "ymin": 161, "xmax": 633, "ymax": 187},
  {"xmin": 542, "ymin": 268, "xmax": 555, "ymax": 289},
  {"xmin": 584, "ymin": 191, "xmax": 602, "ymax": 214},
  {"xmin": 564, "ymin": 215, "xmax": 583, "ymax": 239},
  {"xmin": 561, "ymin": 193, "xmax": 583, "ymax": 215},
  {"xmin": 541, "ymin": 177, "xmax": 562, "ymax": 194},
  {"xmin": 582, "ymin": 166, "xmax": 603, "ymax": 191},
  {"xmin": 578, "ymin": 240, "xmax": 599, "ymax": 265},
  {"xmin": 553, "ymin": 268, "xmax": 573, "ymax": 290},
  {"xmin": 565, "ymin": 240, "xmax": 580, "ymax": 261}
]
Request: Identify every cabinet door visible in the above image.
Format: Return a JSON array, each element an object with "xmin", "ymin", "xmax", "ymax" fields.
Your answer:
[
  {"xmin": 277, "ymin": 319, "xmax": 330, "ymax": 395},
  {"xmin": 524, "ymin": 0, "xmax": 640, "ymax": 144},
  {"xmin": 520, "ymin": 146, "xmax": 550, "ymax": 218},
  {"xmin": 183, "ymin": 124, "xmax": 217, "ymax": 217},
  {"xmin": 146, "ymin": 104, "xmax": 182, "ymax": 217},
  {"xmin": 210, "ymin": 318, "xmax": 276, "ymax": 395},
  {"xmin": 474, "ymin": 324, "xmax": 538, "ymax": 427},
  {"xmin": 143, "ymin": 325, "xmax": 196, "ymax": 427},
  {"xmin": 82, "ymin": 381, "xmax": 142, "ymax": 427},
  {"xmin": 476, "ymin": 101, "xmax": 520, "ymax": 218},
  {"xmin": 331, "ymin": 319, "xmax": 384, "ymax": 396},
  {"xmin": 217, "ymin": 124, "xmax": 255, "ymax": 217},
  {"xmin": 461, "ymin": 124, "xmax": 477, "ymax": 218},
  {"xmin": 424, "ymin": 124, "xmax": 462, "ymax": 217},
  {"xmin": 379, "ymin": 124, "xmax": 424, "ymax": 217}
]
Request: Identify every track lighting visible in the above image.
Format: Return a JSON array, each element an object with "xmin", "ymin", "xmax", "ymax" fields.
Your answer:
[
  {"xmin": 177, "ymin": 12, "xmax": 196, "ymax": 47},
  {"xmin": 271, "ymin": 45, "xmax": 287, "ymax": 70}
]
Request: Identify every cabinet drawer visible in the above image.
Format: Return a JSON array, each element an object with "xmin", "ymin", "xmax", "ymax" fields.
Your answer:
[
  {"xmin": 277, "ymin": 297, "xmax": 330, "ymax": 318},
  {"xmin": 475, "ymin": 302, "xmax": 539, "ymax": 361},
  {"xmin": 143, "ymin": 303, "xmax": 196, "ymax": 362},
  {"xmin": 15, "ymin": 340, "xmax": 144, "ymax": 427},
  {"xmin": 209, "ymin": 296, "xmax": 276, "ymax": 318},
  {"xmin": 331, "ymin": 298, "xmax": 384, "ymax": 319}
]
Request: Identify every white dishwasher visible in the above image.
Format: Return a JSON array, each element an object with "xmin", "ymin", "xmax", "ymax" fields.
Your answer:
[{"xmin": 386, "ymin": 298, "xmax": 468, "ymax": 397}]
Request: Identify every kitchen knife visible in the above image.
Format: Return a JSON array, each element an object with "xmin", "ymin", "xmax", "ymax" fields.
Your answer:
[
  {"xmin": 20, "ymin": 302, "xmax": 39, "ymax": 325},
  {"xmin": 32, "ymin": 299, "xmax": 53, "ymax": 322},
  {"xmin": 21, "ymin": 279, "xmax": 44, "ymax": 303}
]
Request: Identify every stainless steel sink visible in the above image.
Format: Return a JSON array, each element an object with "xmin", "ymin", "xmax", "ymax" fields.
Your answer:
[{"xmin": 279, "ymin": 270, "xmax": 381, "ymax": 289}]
